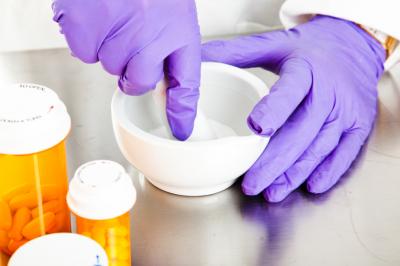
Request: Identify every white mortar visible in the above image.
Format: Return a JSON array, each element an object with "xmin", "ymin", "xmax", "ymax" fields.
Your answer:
[{"xmin": 111, "ymin": 62, "xmax": 270, "ymax": 196}]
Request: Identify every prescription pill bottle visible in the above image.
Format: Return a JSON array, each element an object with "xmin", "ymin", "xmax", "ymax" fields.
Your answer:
[
  {"xmin": 8, "ymin": 233, "xmax": 108, "ymax": 266},
  {"xmin": 0, "ymin": 83, "xmax": 71, "ymax": 259},
  {"xmin": 67, "ymin": 160, "xmax": 136, "ymax": 266}
]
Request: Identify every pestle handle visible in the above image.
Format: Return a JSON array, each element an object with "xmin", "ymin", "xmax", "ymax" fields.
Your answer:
[{"xmin": 153, "ymin": 79, "xmax": 216, "ymax": 141}]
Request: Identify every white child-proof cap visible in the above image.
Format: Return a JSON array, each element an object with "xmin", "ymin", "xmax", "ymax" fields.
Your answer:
[
  {"xmin": 0, "ymin": 83, "xmax": 71, "ymax": 155},
  {"xmin": 67, "ymin": 160, "xmax": 136, "ymax": 220},
  {"xmin": 8, "ymin": 233, "xmax": 108, "ymax": 266}
]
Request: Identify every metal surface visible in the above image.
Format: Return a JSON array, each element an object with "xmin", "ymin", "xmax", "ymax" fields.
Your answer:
[{"xmin": 1, "ymin": 49, "xmax": 400, "ymax": 266}]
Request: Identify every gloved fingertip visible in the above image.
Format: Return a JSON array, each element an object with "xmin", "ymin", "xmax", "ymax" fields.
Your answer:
[
  {"xmin": 241, "ymin": 184, "xmax": 259, "ymax": 196},
  {"xmin": 51, "ymin": 3, "xmax": 63, "ymax": 21},
  {"xmin": 53, "ymin": 14, "xmax": 63, "ymax": 23},
  {"xmin": 118, "ymin": 76, "xmax": 150, "ymax": 96},
  {"xmin": 241, "ymin": 172, "xmax": 265, "ymax": 196},
  {"xmin": 166, "ymin": 107, "xmax": 196, "ymax": 141},
  {"xmin": 171, "ymin": 124, "xmax": 194, "ymax": 141},
  {"xmin": 247, "ymin": 115, "xmax": 274, "ymax": 136},
  {"xmin": 306, "ymin": 173, "xmax": 329, "ymax": 194},
  {"xmin": 263, "ymin": 187, "xmax": 286, "ymax": 203},
  {"xmin": 165, "ymin": 83, "xmax": 199, "ymax": 141}
]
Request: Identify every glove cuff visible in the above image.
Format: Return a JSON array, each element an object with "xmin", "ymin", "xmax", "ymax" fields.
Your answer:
[{"xmin": 357, "ymin": 24, "xmax": 398, "ymax": 59}]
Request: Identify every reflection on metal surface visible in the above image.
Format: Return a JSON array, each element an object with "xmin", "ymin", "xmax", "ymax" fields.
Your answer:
[{"xmin": 1, "ymin": 49, "xmax": 399, "ymax": 266}]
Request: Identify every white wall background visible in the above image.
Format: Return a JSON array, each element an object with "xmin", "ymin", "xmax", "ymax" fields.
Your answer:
[{"xmin": 0, "ymin": 0, "xmax": 284, "ymax": 52}]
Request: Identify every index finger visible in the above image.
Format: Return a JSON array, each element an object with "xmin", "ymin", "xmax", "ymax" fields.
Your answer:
[
  {"xmin": 165, "ymin": 41, "xmax": 201, "ymax": 140},
  {"xmin": 247, "ymin": 58, "xmax": 313, "ymax": 136}
]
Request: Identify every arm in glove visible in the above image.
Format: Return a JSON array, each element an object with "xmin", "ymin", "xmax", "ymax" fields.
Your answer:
[
  {"xmin": 202, "ymin": 15, "xmax": 385, "ymax": 202},
  {"xmin": 52, "ymin": 0, "xmax": 201, "ymax": 140}
]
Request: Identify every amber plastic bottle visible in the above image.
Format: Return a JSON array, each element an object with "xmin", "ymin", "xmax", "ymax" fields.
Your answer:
[
  {"xmin": 68, "ymin": 160, "xmax": 136, "ymax": 266},
  {"xmin": 0, "ymin": 83, "xmax": 71, "ymax": 260}
]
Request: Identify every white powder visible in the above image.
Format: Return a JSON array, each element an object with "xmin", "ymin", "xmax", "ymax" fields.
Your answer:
[
  {"xmin": 152, "ymin": 82, "xmax": 237, "ymax": 141},
  {"xmin": 150, "ymin": 119, "xmax": 237, "ymax": 141}
]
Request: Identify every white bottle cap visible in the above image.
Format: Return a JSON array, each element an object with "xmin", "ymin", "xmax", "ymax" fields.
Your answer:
[
  {"xmin": 67, "ymin": 160, "xmax": 136, "ymax": 220},
  {"xmin": 0, "ymin": 83, "xmax": 71, "ymax": 155},
  {"xmin": 8, "ymin": 233, "xmax": 108, "ymax": 266}
]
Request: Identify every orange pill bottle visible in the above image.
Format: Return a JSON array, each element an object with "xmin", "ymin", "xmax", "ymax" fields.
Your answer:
[
  {"xmin": 0, "ymin": 84, "xmax": 71, "ymax": 261},
  {"xmin": 67, "ymin": 160, "xmax": 136, "ymax": 266}
]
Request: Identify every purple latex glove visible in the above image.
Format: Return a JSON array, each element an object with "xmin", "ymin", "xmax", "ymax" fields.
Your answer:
[
  {"xmin": 52, "ymin": 0, "xmax": 201, "ymax": 140},
  {"xmin": 202, "ymin": 15, "xmax": 385, "ymax": 202}
]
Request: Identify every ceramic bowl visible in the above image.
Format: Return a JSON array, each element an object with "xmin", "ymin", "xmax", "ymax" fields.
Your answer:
[{"xmin": 111, "ymin": 62, "xmax": 269, "ymax": 196}]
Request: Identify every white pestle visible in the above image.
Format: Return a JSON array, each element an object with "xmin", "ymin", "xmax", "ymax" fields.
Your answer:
[{"xmin": 152, "ymin": 79, "xmax": 217, "ymax": 141}]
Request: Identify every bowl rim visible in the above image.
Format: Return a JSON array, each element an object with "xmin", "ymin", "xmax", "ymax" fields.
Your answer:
[{"xmin": 111, "ymin": 62, "xmax": 269, "ymax": 147}]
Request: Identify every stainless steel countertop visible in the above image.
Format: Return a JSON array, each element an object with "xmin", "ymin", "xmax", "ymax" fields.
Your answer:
[{"xmin": 1, "ymin": 49, "xmax": 400, "ymax": 266}]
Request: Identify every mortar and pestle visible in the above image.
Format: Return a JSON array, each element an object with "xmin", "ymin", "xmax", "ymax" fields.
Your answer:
[{"xmin": 112, "ymin": 62, "xmax": 269, "ymax": 196}]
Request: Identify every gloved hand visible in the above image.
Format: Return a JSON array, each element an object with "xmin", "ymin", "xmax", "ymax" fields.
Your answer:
[
  {"xmin": 52, "ymin": 0, "xmax": 201, "ymax": 140},
  {"xmin": 202, "ymin": 15, "xmax": 385, "ymax": 202}
]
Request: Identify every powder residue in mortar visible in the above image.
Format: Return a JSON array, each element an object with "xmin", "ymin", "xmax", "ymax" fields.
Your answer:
[{"xmin": 150, "ymin": 119, "xmax": 237, "ymax": 140}]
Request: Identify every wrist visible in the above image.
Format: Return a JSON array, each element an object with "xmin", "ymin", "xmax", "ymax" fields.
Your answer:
[{"xmin": 357, "ymin": 24, "xmax": 398, "ymax": 59}]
